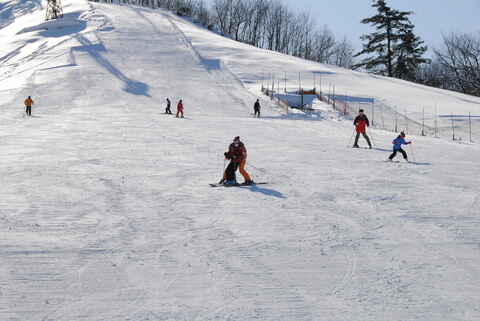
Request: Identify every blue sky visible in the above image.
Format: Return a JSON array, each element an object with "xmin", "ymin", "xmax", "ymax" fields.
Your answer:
[{"xmin": 204, "ymin": 0, "xmax": 479, "ymax": 51}]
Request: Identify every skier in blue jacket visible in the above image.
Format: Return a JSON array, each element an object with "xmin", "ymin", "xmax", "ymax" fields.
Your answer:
[{"xmin": 388, "ymin": 131, "xmax": 412, "ymax": 161}]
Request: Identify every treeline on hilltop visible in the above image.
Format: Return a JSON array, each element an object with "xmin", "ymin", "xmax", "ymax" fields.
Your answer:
[
  {"xmin": 90, "ymin": 0, "xmax": 480, "ymax": 97},
  {"xmin": 89, "ymin": 0, "xmax": 355, "ymax": 68}
]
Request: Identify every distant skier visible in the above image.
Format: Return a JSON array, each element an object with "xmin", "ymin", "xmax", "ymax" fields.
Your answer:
[
  {"xmin": 220, "ymin": 136, "xmax": 253, "ymax": 185},
  {"xmin": 24, "ymin": 96, "xmax": 34, "ymax": 117},
  {"xmin": 254, "ymin": 99, "xmax": 261, "ymax": 118},
  {"xmin": 165, "ymin": 98, "xmax": 172, "ymax": 114},
  {"xmin": 388, "ymin": 131, "xmax": 412, "ymax": 162},
  {"xmin": 353, "ymin": 109, "xmax": 372, "ymax": 149},
  {"xmin": 176, "ymin": 99, "xmax": 184, "ymax": 118}
]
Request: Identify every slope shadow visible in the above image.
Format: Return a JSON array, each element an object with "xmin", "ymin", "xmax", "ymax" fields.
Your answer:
[
  {"xmin": 409, "ymin": 161, "xmax": 432, "ymax": 166},
  {"xmin": 0, "ymin": 0, "xmax": 43, "ymax": 29},
  {"xmin": 312, "ymin": 71, "xmax": 336, "ymax": 75},
  {"xmin": 240, "ymin": 185, "xmax": 286, "ymax": 199},
  {"xmin": 201, "ymin": 58, "xmax": 221, "ymax": 71},
  {"xmin": 259, "ymin": 106, "xmax": 330, "ymax": 122},
  {"xmin": 73, "ymin": 34, "xmax": 150, "ymax": 97},
  {"xmin": 373, "ymin": 147, "xmax": 391, "ymax": 152},
  {"xmin": 18, "ymin": 12, "xmax": 87, "ymax": 37}
]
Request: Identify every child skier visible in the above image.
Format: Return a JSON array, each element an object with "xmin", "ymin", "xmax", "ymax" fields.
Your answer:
[
  {"xmin": 220, "ymin": 136, "xmax": 254, "ymax": 185},
  {"xmin": 176, "ymin": 99, "xmax": 184, "ymax": 118},
  {"xmin": 220, "ymin": 158, "xmax": 238, "ymax": 185},
  {"xmin": 388, "ymin": 131, "xmax": 412, "ymax": 162}
]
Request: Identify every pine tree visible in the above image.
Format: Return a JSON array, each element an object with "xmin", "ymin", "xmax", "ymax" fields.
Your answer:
[
  {"xmin": 394, "ymin": 28, "xmax": 429, "ymax": 81},
  {"xmin": 354, "ymin": 0, "xmax": 428, "ymax": 79}
]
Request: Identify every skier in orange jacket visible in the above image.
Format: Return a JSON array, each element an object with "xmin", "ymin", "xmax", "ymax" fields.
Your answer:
[
  {"xmin": 24, "ymin": 96, "xmax": 34, "ymax": 116},
  {"xmin": 222, "ymin": 136, "xmax": 253, "ymax": 185}
]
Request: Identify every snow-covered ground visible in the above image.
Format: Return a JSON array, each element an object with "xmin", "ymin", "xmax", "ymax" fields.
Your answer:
[
  {"xmin": 171, "ymin": 11, "xmax": 480, "ymax": 138},
  {"xmin": 1, "ymin": 1, "xmax": 480, "ymax": 320}
]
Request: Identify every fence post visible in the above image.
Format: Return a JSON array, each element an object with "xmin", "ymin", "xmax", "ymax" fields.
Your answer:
[
  {"xmin": 451, "ymin": 113, "xmax": 455, "ymax": 141},
  {"xmin": 328, "ymin": 83, "xmax": 331, "ymax": 105},
  {"xmin": 379, "ymin": 100, "xmax": 385, "ymax": 129},
  {"xmin": 284, "ymin": 71, "xmax": 287, "ymax": 93},
  {"xmin": 422, "ymin": 107, "xmax": 425, "ymax": 136},
  {"xmin": 371, "ymin": 101, "xmax": 375, "ymax": 127},
  {"xmin": 271, "ymin": 73, "xmax": 274, "ymax": 93},
  {"xmin": 333, "ymin": 85, "xmax": 336, "ymax": 112},
  {"xmin": 469, "ymin": 112, "xmax": 472, "ymax": 143},
  {"xmin": 298, "ymin": 72, "xmax": 301, "ymax": 94},
  {"xmin": 319, "ymin": 73, "xmax": 322, "ymax": 97},
  {"xmin": 405, "ymin": 109, "xmax": 409, "ymax": 134},
  {"xmin": 394, "ymin": 106, "xmax": 398, "ymax": 132}
]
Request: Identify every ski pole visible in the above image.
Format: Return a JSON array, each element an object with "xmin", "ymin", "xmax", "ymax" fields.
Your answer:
[
  {"xmin": 347, "ymin": 129, "xmax": 356, "ymax": 147},
  {"xmin": 369, "ymin": 130, "xmax": 376, "ymax": 147},
  {"xmin": 409, "ymin": 143, "xmax": 416, "ymax": 162},
  {"xmin": 219, "ymin": 158, "xmax": 227, "ymax": 182}
]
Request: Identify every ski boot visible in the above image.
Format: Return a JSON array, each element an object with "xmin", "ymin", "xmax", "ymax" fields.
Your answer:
[{"xmin": 223, "ymin": 179, "xmax": 238, "ymax": 186}]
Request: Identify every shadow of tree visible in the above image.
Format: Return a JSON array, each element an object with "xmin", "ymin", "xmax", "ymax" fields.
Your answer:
[
  {"xmin": 73, "ymin": 34, "xmax": 151, "ymax": 97},
  {"xmin": 0, "ymin": 0, "xmax": 43, "ymax": 29}
]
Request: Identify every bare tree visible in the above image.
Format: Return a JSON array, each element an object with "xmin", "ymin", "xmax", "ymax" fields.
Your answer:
[
  {"xmin": 331, "ymin": 37, "xmax": 355, "ymax": 68},
  {"xmin": 311, "ymin": 26, "xmax": 336, "ymax": 63},
  {"xmin": 434, "ymin": 32, "xmax": 480, "ymax": 96}
]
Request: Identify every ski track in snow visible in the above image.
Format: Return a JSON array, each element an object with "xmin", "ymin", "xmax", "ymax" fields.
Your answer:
[{"xmin": 0, "ymin": 1, "xmax": 480, "ymax": 321}]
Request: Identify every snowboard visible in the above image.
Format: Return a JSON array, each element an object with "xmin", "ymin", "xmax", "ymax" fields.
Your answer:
[{"xmin": 209, "ymin": 182, "xmax": 268, "ymax": 188}]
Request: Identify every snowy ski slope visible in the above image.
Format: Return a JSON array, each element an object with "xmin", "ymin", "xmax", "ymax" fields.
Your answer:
[{"xmin": 1, "ymin": 1, "xmax": 479, "ymax": 321}]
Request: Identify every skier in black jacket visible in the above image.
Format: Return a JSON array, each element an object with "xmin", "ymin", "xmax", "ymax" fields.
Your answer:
[
  {"xmin": 254, "ymin": 99, "xmax": 261, "ymax": 118},
  {"xmin": 165, "ymin": 98, "xmax": 172, "ymax": 114}
]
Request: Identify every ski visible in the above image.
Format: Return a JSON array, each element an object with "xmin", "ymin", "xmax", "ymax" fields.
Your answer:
[
  {"xmin": 209, "ymin": 182, "xmax": 268, "ymax": 188},
  {"xmin": 383, "ymin": 160, "xmax": 430, "ymax": 165}
]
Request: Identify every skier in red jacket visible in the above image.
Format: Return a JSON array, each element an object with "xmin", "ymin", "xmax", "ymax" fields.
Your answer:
[
  {"xmin": 353, "ymin": 109, "xmax": 372, "ymax": 149},
  {"xmin": 176, "ymin": 99, "xmax": 184, "ymax": 118}
]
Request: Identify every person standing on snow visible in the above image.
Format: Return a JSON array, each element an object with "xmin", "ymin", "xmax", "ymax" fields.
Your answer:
[
  {"xmin": 353, "ymin": 109, "xmax": 372, "ymax": 148},
  {"xmin": 24, "ymin": 96, "xmax": 34, "ymax": 117},
  {"xmin": 176, "ymin": 99, "xmax": 184, "ymax": 118},
  {"xmin": 254, "ymin": 99, "xmax": 261, "ymax": 118},
  {"xmin": 165, "ymin": 98, "xmax": 172, "ymax": 114},
  {"xmin": 388, "ymin": 131, "xmax": 412, "ymax": 162},
  {"xmin": 220, "ymin": 154, "xmax": 238, "ymax": 185},
  {"xmin": 221, "ymin": 136, "xmax": 253, "ymax": 185}
]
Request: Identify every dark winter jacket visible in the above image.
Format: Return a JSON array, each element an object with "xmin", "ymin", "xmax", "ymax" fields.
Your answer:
[
  {"xmin": 226, "ymin": 142, "xmax": 247, "ymax": 163},
  {"xmin": 254, "ymin": 101, "xmax": 261, "ymax": 111},
  {"xmin": 354, "ymin": 114, "xmax": 370, "ymax": 133}
]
